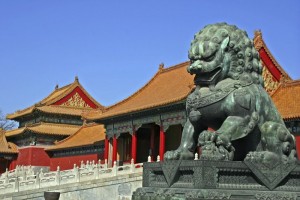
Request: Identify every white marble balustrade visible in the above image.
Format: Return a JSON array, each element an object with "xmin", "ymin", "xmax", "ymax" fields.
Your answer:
[{"xmin": 0, "ymin": 159, "xmax": 143, "ymax": 195}]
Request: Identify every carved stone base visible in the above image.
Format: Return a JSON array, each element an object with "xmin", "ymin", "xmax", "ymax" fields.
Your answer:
[{"xmin": 132, "ymin": 160, "xmax": 300, "ymax": 200}]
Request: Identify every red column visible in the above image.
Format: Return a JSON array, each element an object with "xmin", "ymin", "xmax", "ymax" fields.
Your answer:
[
  {"xmin": 131, "ymin": 130, "xmax": 137, "ymax": 163},
  {"xmin": 104, "ymin": 136, "xmax": 109, "ymax": 161},
  {"xmin": 112, "ymin": 135, "xmax": 118, "ymax": 166},
  {"xmin": 159, "ymin": 125, "xmax": 165, "ymax": 161}
]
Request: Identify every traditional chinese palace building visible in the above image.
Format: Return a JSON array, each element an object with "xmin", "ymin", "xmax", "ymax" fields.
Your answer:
[
  {"xmin": 45, "ymin": 123, "xmax": 105, "ymax": 171},
  {"xmin": 1, "ymin": 30, "xmax": 299, "ymax": 173},
  {"xmin": 0, "ymin": 129, "xmax": 18, "ymax": 172},
  {"xmin": 84, "ymin": 31, "xmax": 300, "ymax": 166},
  {"xmin": 2, "ymin": 77, "xmax": 105, "ymax": 173}
]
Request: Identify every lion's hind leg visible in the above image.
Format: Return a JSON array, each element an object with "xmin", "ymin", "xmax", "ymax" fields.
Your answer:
[{"xmin": 260, "ymin": 122, "xmax": 297, "ymax": 160}]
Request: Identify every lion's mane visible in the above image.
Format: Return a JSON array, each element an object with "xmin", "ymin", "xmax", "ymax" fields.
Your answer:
[{"xmin": 189, "ymin": 23, "xmax": 264, "ymax": 87}]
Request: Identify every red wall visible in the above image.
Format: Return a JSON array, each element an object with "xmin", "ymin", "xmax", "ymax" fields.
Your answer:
[
  {"xmin": 50, "ymin": 154, "xmax": 100, "ymax": 171},
  {"xmin": 16, "ymin": 147, "xmax": 50, "ymax": 166},
  {"xmin": 9, "ymin": 159, "xmax": 17, "ymax": 171}
]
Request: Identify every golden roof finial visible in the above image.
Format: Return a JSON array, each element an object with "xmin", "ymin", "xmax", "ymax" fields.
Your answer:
[
  {"xmin": 159, "ymin": 63, "xmax": 164, "ymax": 72},
  {"xmin": 254, "ymin": 29, "xmax": 263, "ymax": 50},
  {"xmin": 254, "ymin": 29, "xmax": 262, "ymax": 38}
]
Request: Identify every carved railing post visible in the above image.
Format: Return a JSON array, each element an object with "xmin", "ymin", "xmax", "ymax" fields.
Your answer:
[
  {"xmin": 35, "ymin": 172, "xmax": 40, "ymax": 189},
  {"xmin": 157, "ymin": 155, "xmax": 160, "ymax": 162},
  {"xmin": 194, "ymin": 153, "xmax": 199, "ymax": 160},
  {"xmin": 104, "ymin": 159, "xmax": 108, "ymax": 169},
  {"xmin": 39, "ymin": 168, "xmax": 44, "ymax": 179},
  {"xmin": 4, "ymin": 168, "xmax": 9, "ymax": 184},
  {"xmin": 14, "ymin": 177, "xmax": 19, "ymax": 192},
  {"xmin": 74, "ymin": 166, "xmax": 80, "ymax": 182},
  {"xmin": 130, "ymin": 159, "xmax": 135, "ymax": 173},
  {"xmin": 112, "ymin": 161, "xmax": 117, "ymax": 176},
  {"xmin": 94, "ymin": 164, "xmax": 99, "ymax": 179},
  {"xmin": 56, "ymin": 166, "xmax": 61, "ymax": 185}
]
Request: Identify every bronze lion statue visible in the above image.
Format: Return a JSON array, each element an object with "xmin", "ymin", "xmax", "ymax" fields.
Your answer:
[{"xmin": 165, "ymin": 23, "xmax": 297, "ymax": 163}]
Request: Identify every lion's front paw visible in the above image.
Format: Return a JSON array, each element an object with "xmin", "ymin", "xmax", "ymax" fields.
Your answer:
[
  {"xmin": 164, "ymin": 150, "xmax": 194, "ymax": 160},
  {"xmin": 164, "ymin": 150, "xmax": 180, "ymax": 160}
]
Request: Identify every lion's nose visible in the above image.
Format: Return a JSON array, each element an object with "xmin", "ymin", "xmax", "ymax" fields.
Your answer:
[{"xmin": 187, "ymin": 64, "xmax": 202, "ymax": 74}]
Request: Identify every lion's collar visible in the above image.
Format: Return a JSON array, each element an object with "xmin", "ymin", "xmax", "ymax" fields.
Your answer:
[{"xmin": 187, "ymin": 80, "xmax": 253, "ymax": 109}]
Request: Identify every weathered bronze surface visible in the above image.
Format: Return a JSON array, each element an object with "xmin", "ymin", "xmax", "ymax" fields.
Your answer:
[
  {"xmin": 132, "ymin": 23, "xmax": 299, "ymax": 200},
  {"xmin": 164, "ymin": 23, "xmax": 297, "ymax": 164}
]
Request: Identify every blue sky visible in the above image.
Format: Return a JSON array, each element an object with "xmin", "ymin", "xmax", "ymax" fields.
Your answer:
[{"xmin": 0, "ymin": 1, "xmax": 299, "ymax": 115}]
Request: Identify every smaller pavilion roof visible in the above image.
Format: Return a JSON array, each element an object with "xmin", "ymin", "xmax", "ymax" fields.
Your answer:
[
  {"xmin": 5, "ymin": 123, "xmax": 80, "ymax": 138},
  {"xmin": 0, "ymin": 129, "xmax": 18, "ymax": 154},
  {"xmin": 7, "ymin": 77, "xmax": 104, "ymax": 120},
  {"xmin": 271, "ymin": 80, "xmax": 300, "ymax": 120},
  {"xmin": 45, "ymin": 123, "xmax": 105, "ymax": 151},
  {"xmin": 84, "ymin": 62, "xmax": 194, "ymax": 120}
]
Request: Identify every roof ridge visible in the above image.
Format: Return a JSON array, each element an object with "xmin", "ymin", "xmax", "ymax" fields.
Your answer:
[
  {"xmin": 39, "ymin": 83, "xmax": 73, "ymax": 105},
  {"xmin": 45, "ymin": 79, "xmax": 104, "ymax": 109},
  {"xmin": 74, "ymin": 81, "xmax": 104, "ymax": 109},
  {"xmin": 104, "ymin": 69, "xmax": 162, "ymax": 111},
  {"xmin": 270, "ymin": 80, "xmax": 300, "ymax": 97},
  {"xmin": 94, "ymin": 93, "xmax": 188, "ymax": 120},
  {"xmin": 281, "ymin": 79, "xmax": 300, "ymax": 87},
  {"xmin": 161, "ymin": 61, "xmax": 190, "ymax": 73},
  {"xmin": 6, "ymin": 81, "xmax": 75, "ymax": 119},
  {"xmin": 104, "ymin": 61, "xmax": 189, "ymax": 112},
  {"xmin": 253, "ymin": 30, "xmax": 292, "ymax": 81},
  {"xmin": 45, "ymin": 81, "xmax": 79, "ymax": 105}
]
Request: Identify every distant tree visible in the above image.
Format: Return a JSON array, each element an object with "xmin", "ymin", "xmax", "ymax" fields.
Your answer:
[{"xmin": 0, "ymin": 110, "xmax": 17, "ymax": 130}]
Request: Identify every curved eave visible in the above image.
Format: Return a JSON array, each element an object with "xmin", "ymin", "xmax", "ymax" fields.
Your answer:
[
  {"xmin": 93, "ymin": 95, "xmax": 188, "ymax": 121},
  {"xmin": 5, "ymin": 123, "xmax": 80, "ymax": 138},
  {"xmin": 45, "ymin": 124, "xmax": 105, "ymax": 151},
  {"xmin": 85, "ymin": 61, "xmax": 193, "ymax": 121},
  {"xmin": 254, "ymin": 30, "xmax": 292, "ymax": 81}
]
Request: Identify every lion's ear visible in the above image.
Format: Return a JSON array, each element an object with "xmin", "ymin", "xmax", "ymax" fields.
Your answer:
[{"xmin": 221, "ymin": 37, "xmax": 230, "ymax": 50}]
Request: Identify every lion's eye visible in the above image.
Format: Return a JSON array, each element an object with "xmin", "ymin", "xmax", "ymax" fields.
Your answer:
[{"xmin": 204, "ymin": 53, "xmax": 216, "ymax": 62}]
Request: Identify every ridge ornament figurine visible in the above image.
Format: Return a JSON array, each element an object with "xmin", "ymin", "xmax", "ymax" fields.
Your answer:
[{"xmin": 164, "ymin": 23, "xmax": 297, "ymax": 163}]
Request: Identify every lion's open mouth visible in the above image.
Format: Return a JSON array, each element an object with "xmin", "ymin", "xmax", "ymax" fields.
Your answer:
[{"xmin": 194, "ymin": 67, "xmax": 221, "ymax": 84}]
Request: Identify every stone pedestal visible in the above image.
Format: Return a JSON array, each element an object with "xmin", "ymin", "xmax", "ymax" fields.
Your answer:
[{"xmin": 132, "ymin": 160, "xmax": 300, "ymax": 200}]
